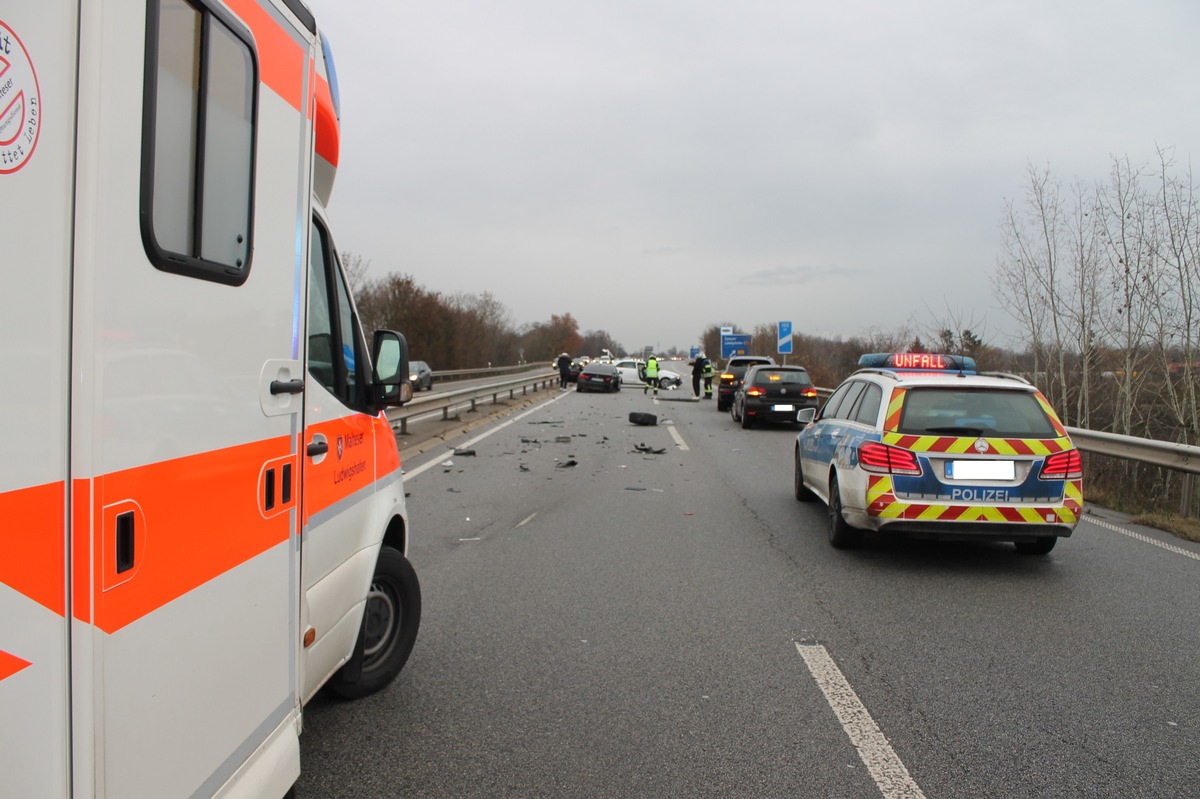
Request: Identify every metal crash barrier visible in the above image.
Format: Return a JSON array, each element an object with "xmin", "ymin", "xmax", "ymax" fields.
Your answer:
[{"xmin": 387, "ymin": 370, "xmax": 559, "ymax": 434}]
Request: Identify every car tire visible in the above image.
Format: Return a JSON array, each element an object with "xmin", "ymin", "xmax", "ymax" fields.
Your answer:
[
  {"xmin": 328, "ymin": 546, "xmax": 421, "ymax": 700},
  {"xmin": 1014, "ymin": 537, "xmax": 1057, "ymax": 555},
  {"xmin": 827, "ymin": 474, "xmax": 863, "ymax": 549},
  {"xmin": 740, "ymin": 405, "xmax": 753, "ymax": 429},
  {"xmin": 794, "ymin": 450, "xmax": 816, "ymax": 501}
]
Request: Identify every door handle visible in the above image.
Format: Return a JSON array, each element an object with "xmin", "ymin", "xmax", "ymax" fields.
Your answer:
[
  {"xmin": 307, "ymin": 440, "xmax": 328, "ymax": 458},
  {"xmin": 270, "ymin": 379, "xmax": 305, "ymax": 395}
]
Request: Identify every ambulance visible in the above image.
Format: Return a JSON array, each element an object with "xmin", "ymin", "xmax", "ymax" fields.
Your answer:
[{"xmin": 1, "ymin": 1, "xmax": 421, "ymax": 796}]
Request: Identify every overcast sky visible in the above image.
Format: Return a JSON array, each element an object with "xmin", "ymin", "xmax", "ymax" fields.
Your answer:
[{"xmin": 308, "ymin": 0, "xmax": 1200, "ymax": 355}]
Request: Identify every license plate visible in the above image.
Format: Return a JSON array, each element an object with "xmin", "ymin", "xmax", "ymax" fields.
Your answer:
[
  {"xmin": 946, "ymin": 460, "xmax": 1015, "ymax": 480},
  {"xmin": 771, "ymin": 404, "xmax": 795, "ymax": 412}
]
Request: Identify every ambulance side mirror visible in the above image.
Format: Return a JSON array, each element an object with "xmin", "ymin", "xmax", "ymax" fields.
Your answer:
[
  {"xmin": 371, "ymin": 330, "xmax": 413, "ymax": 407},
  {"xmin": 796, "ymin": 407, "xmax": 816, "ymax": 425}
]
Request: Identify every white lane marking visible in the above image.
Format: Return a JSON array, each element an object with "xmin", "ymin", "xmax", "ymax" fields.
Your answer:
[
  {"xmin": 668, "ymin": 426, "xmax": 689, "ymax": 451},
  {"xmin": 515, "ymin": 512, "xmax": 537, "ymax": 528},
  {"xmin": 795, "ymin": 643, "xmax": 927, "ymax": 799},
  {"xmin": 403, "ymin": 390, "xmax": 572, "ymax": 481},
  {"xmin": 1085, "ymin": 516, "xmax": 1200, "ymax": 561}
]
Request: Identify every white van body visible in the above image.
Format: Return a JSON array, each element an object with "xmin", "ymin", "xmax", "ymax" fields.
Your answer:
[{"xmin": 0, "ymin": 2, "xmax": 418, "ymax": 797}]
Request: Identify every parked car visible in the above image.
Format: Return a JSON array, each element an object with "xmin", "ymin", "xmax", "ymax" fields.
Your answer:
[
  {"xmin": 612, "ymin": 359, "xmax": 683, "ymax": 389},
  {"xmin": 794, "ymin": 352, "xmax": 1083, "ymax": 554},
  {"xmin": 715, "ymin": 355, "xmax": 775, "ymax": 411},
  {"xmin": 408, "ymin": 360, "xmax": 433, "ymax": 391},
  {"xmin": 575, "ymin": 362, "xmax": 622, "ymax": 393},
  {"xmin": 731, "ymin": 365, "xmax": 819, "ymax": 428}
]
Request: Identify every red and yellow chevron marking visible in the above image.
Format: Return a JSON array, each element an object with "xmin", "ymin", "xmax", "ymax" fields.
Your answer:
[
  {"xmin": 884, "ymin": 388, "xmax": 906, "ymax": 431},
  {"xmin": 865, "ymin": 476, "xmax": 1082, "ymax": 525},
  {"xmin": 1033, "ymin": 391, "xmax": 1069, "ymax": 437},
  {"xmin": 880, "ymin": 432, "xmax": 1073, "ymax": 456}
]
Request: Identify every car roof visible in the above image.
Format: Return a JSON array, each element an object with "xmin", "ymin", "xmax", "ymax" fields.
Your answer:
[{"xmin": 849, "ymin": 368, "xmax": 1035, "ymax": 391}]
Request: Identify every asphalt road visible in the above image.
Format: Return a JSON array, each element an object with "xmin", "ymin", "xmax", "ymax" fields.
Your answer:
[{"xmin": 296, "ymin": 383, "xmax": 1200, "ymax": 798}]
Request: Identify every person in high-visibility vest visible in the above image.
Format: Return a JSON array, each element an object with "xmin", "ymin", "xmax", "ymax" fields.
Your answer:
[
  {"xmin": 702, "ymin": 356, "xmax": 716, "ymax": 399},
  {"xmin": 643, "ymin": 355, "xmax": 660, "ymax": 395}
]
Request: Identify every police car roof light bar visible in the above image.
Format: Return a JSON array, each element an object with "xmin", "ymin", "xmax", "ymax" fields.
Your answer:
[{"xmin": 857, "ymin": 353, "xmax": 977, "ymax": 374}]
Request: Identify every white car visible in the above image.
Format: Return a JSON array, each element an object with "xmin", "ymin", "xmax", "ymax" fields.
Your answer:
[{"xmin": 612, "ymin": 359, "xmax": 683, "ymax": 389}]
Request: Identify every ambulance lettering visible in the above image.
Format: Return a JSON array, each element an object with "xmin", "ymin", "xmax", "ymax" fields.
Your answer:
[{"xmin": 950, "ymin": 488, "xmax": 1011, "ymax": 502}]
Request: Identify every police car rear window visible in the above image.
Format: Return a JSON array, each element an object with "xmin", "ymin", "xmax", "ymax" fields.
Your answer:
[{"xmin": 897, "ymin": 388, "xmax": 1058, "ymax": 438}]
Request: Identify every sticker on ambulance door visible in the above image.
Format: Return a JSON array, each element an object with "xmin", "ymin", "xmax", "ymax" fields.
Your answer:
[{"xmin": 0, "ymin": 20, "xmax": 42, "ymax": 174}]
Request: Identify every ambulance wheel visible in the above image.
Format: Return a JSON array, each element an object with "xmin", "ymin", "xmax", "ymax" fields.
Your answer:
[
  {"xmin": 329, "ymin": 546, "xmax": 421, "ymax": 700},
  {"xmin": 1015, "ymin": 537, "xmax": 1057, "ymax": 555},
  {"xmin": 827, "ymin": 475, "xmax": 863, "ymax": 549},
  {"xmin": 794, "ymin": 449, "xmax": 816, "ymax": 501}
]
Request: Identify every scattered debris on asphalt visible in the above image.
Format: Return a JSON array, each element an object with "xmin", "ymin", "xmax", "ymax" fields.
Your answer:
[
  {"xmin": 633, "ymin": 443, "xmax": 667, "ymax": 455},
  {"xmin": 452, "ymin": 448, "xmax": 476, "ymax": 456},
  {"xmin": 629, "ymin": 412, "xmax": 657, "ymax": 426}
]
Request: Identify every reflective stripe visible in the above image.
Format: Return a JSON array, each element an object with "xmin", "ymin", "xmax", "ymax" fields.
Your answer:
[{"xmin": 0, "ymin": 482, "xmax": 65, "ymax": 616}]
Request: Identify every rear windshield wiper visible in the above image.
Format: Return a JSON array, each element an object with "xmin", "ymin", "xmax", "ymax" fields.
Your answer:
[{"xmin": 921, "ymin": 425, "xmax": 987, "ymax": 436}]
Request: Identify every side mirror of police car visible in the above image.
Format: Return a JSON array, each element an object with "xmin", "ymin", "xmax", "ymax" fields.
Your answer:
[
  {"xmin": 372, "ymin": 330, "xmax": 413, "ymax": 406},
  {"xmin": 796, "ymin": 407, "xmax": 816, "ymax": 425}
]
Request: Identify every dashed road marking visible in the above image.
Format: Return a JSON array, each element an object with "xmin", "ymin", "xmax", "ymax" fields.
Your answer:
[
  {"xmin": 668, "ymin": 426, "xmax": 689, "ymax": 451},
  {"xmin": 795, "ymin": 643, "xmax": 927, "ymax": 799}
]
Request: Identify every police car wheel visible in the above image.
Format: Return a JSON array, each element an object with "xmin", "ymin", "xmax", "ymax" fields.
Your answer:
[
  {"xmin": 1014, "ymin": 537, "xmax": 1057, "ymax": 555},
  {"xmin": 329, "ymin": 546, "xmax": 422, "ymax": 700},
  {"xmin": 794, "ymin": 450, "xmax": 816, "ymax": 501},
  {"xmin": 827, "ymin": 475, "xmax": 863, "ymax": 549}
]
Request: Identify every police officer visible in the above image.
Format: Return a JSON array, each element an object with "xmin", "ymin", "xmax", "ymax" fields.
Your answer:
[
  {"xmin": 702, "ymin": 356, "xmax": 716, "ymax": 399},
  {"xmin": 643, "ymin": 355, "xmax": 660, "ymax": 395}
]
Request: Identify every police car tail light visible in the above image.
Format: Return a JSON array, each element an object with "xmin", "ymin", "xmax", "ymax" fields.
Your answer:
[
  {"xmin": 1039, "ymin": 449, "xmax": 1082, "ymax": 480},
  {"xmin": 858, "ymin": 442, "xmax": 921, "ymax": 475}
]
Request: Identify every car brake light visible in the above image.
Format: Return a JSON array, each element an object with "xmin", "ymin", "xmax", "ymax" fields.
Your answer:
[
  {"xmin": 858, "ymin": 441, "xmax": 921, "ymax": 475},
  {"xmin": 802, "ymin": 388, "xmax": 816, "ymax": 397},
  {"xmin": 1039, "ymin": 449, "xmax": 1082, "ymax": 479},
  {"xmin": 747, "ymin": 387, "xmax": 766, "ymax": 397}
]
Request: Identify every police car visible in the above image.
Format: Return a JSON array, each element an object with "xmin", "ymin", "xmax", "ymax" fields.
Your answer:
[{"xmin": 794, "ymin": 353, "xmax": 1083, "ymax": 554}]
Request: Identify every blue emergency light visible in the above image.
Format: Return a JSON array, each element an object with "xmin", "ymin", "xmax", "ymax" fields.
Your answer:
[{"xmin": 858, "ymin": 353, "xmax": 977, "ymax": 373}]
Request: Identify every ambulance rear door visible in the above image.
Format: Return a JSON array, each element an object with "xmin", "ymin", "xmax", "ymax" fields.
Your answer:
[{"xmin": 67, "ymin": 0, "xmax": 316, "ymax": 796}]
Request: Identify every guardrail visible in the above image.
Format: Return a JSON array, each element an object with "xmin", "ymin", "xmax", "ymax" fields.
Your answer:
[
  {"xmin": 1066, "ymin": 427, "xmax": 1199, "ymax": 517},
  {"xmin": 388, "ymin": 370, "xmax": 559, "ymax": 434},
  {"xmin": 430, "ymin": 363, "xmax": 540, "ymax": 384}
]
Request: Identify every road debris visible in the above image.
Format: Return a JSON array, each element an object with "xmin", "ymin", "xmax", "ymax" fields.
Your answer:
[
  {"xmin": 629, "ymin": 412, "xmax": 657, "ymax": 426},
  {"xmin": 633, "ymin": 443, "xmax": 667, "ymax": 455}
]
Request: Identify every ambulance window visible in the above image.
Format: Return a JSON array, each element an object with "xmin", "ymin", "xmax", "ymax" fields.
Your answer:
[
  {"xmin": 308, "ymin": 219, "xmax": 366, "ymax": 409},
  {"xmin": 142, "ymin": 0, "xmax": 257, "ymax": 285}
]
